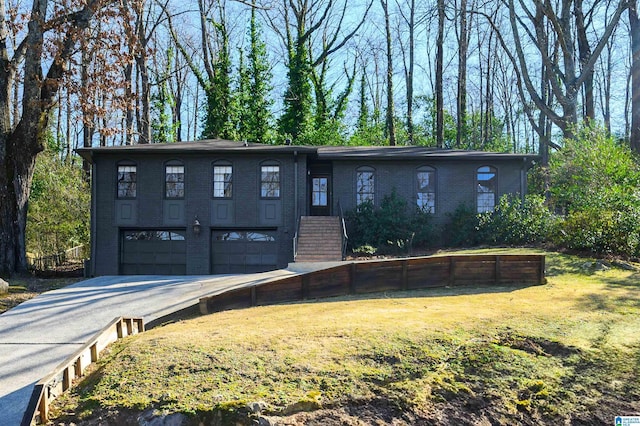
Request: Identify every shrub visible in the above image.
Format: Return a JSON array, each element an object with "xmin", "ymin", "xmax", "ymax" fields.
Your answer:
[
  {"xmin": 551, "ymin": 208, "xmax": 640, "ymax": 257},
  {"xmin": 345, "ymin": 190, "xmax": 434, "ymax": 254},
  {"xmin": 546, "ymin": 125, "xmax": 640, "ymax": 257},
  {"xmin": 478, "ymin": 194, "xmax": 556, "ymax": 246},
  {"xmin": 442, "ymin": 204, "xmax": 481, "ymax": 247}
]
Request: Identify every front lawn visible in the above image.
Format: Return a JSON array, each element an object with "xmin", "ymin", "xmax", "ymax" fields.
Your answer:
[{"xmin": 51, "ymin": 250, "xmax": 640, "ymax": 425}]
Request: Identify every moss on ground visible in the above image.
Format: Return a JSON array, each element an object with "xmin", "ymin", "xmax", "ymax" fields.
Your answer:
[{"xmin": 50, "ymin": 250, "xmax": 640, "ymax": 425}]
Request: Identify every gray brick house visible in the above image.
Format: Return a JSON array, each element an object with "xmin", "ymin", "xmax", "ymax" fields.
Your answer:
[{"xmin": 77, "ymin": 139, "xmax": 536, "ymax": 276}]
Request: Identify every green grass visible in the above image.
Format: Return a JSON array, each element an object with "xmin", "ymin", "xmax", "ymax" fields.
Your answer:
[
  {"xmin": 0, "ymin": 276, "xmax": 81, "ymax": 314},
  {"xmin": 51, "ymin": 250, "xmax": 640, "ymax": 424}
]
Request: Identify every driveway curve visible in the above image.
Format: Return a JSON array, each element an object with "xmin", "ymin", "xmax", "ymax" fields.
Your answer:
[{"xmin": 0, "ymin": 269, "xmax": 299, "ymax": 425}]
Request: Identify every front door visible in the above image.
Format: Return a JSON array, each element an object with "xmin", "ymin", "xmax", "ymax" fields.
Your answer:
[{"xmin": 310, "ymin": 174, "xmax": 331, "ymax": 216}]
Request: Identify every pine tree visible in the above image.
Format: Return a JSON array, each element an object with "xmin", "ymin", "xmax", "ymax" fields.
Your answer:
[
  {"xmin": 278, "ymin": 26, "xmax": 312, "ymax": 140},
  {"xmin": 202, "ymin": 19, "xmax": 233, "ymax": 139},
  {"xmin": 151, "ymin": 48, "xmax": 178, "ymax": 144},
  {"xmin": 246, "ymin": 5, "xmax": 274, "ymax": 143},
  {"xmin": 357, "ymin": 73, "xmax": 370, "ymax": 133}
]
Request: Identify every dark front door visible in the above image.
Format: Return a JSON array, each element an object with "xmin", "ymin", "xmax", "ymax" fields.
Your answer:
[{"xmin": 310, "ymin": 174, "xmax": 331, "ymax": 216}]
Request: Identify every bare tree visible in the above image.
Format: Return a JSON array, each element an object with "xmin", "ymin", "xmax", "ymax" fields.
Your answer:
[
  {"xmin": 630, "ymin": 1, "xmax": 640, "ymax": 153},
  {"xmin": 397, "ymin": 0, "xmax": 416, "ymax": 144},
  {"xmin": 456, "ymin": 0, "xmax": 472, "ymax": 148},
  {"xmin": 380, "ymin": 0, "xmax": 397, "ymax": 145},
  {"xmin": 0, "ymin": 0, "xmax": 114, "ymax": 276},
  {"xmin": 435, "ymin": 0, "xmax": 445, "ymax": 148}
]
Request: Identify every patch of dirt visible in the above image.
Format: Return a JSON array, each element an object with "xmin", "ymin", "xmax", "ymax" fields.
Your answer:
[
  {"xmin": 498, "ymin": 332, "xmax": 581, "ymax": 358},
  {"xmin": 52, "ymin": 390, "xmax": 640, "ymax": 426}
]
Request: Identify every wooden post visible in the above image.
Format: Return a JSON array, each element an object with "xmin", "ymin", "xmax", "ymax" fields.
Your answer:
[
  {"xmin": 74, "ymin": 357, "xmax": 82, "ymax": 378},
  {"xmin": 90, "ymin": 344, "xmax": 98, "ymax": 363},
  {"xmin": 251, "ymin": 286, "xmax": 257, "ymax": 306},
  {"xmin": 349, "ymin": 263, "xmax": 357, "ymax": 294},
  {"xmin": 63, "ymin": 366, "xmax": 72, "ymax": 391},
  {"xmin": 401, "ymin": 261, "xmax": 408, "ymax": 290},
  {"xmin": 302, "ymin": 274, "xmax": 310, "ymax": 300},
  {"xmin": 495, "ymin": 255, "xmax": 501, "ymax": 284},
  {"xmin": 116, "ymin": 321, "xmax": 123, "ymax": 339},
  {"xmin": 39, "ymin": 387, "xmax": 49, "ymax": 423},
  {"xmin": 449, "ymin": 257, "xmax": 456, "ymax": 286}
]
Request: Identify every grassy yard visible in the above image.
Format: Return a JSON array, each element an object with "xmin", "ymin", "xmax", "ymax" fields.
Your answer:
[
  {"xmin": 51, "ymin": 250, "xmax": 640, "ymax": 425},
  {"xmin": 0, "ymin": 276, "xmax": 82, "ymax": 314}
]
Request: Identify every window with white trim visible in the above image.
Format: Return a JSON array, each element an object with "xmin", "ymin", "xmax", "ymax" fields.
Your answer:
[
  {"xmin": 213, "ymin": 164, "xmax": 233, "ymax": 198},
  {"xmin": 261, "ymin": 165, "xmax": 280, "ymax": 198},
  {"xmin": 356, "ymin": 167, "xmax": 375, "ymax": 206},
  {"xmin": 117, "ymin": 165, "xmax": 137, "ymax": 198},
  {"xmin": 416, "ymin": 166, "xmax": 436, "ymax": 213},
  {"xmin": 165, "ymin": 164, "xmax": 185, "ymax": 198},
  {"xmin": 477, "ymin": 166, "xmax": 497, "ymax": 213}
]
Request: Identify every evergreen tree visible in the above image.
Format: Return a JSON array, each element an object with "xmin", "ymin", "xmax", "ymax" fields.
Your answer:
[
  {"xmin": 202, "ymin": 19, "xmax": 233, "ymax": 139},
  {"xmin": 357, "ymin": 73, "xmax": 370, "ymax": 133},
  {"xmin": 278, "ymin": 27, "xmax": 312, "ymax": 140},
  {"xmin": 151, "ymin": 48, "xmax": 179, "ymax": 144},
  {"xmin": 245, "ymin": 5, "xmax": 274, "ymax": 143},
  {"xmin": 233, "ymin": 49, "xmax": 252, "ymax": 141}
]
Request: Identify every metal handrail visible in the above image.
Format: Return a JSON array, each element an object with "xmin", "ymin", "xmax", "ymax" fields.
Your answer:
[
  {"xmin": 293, "ymin": 209, "xmax": 301, "ymax": 261},
  {"xmin": 337, "ymin": 199, "xmax": 348, "ymax": 260}
]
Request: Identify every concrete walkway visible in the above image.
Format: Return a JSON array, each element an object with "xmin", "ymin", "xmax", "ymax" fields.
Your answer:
[{"xmin": 0, "ymin": 268, "xmax": 314, "ymax": 425}]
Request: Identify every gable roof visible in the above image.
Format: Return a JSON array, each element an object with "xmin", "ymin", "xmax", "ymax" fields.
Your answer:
[{"xmin": 76, "ymin": 138, "xmax": 538, "ymax": 163}]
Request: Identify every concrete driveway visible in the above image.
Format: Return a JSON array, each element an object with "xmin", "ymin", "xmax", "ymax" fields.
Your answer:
[{"xmin": 0, "ymin": 269, "xmax": 298, "ymax": 425}]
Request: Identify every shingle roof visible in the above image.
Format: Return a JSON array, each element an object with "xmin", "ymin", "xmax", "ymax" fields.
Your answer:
[
  {"xmin": 316, "ymin": 145, "xmax": 535, "ymax": 161},
  {"xmin": 76, "ymin": 138, "xmax": 537, "ymax": 163},
  {"xmin": 76, "ymin": 139, "xmax": 315, "ymax": 162}
]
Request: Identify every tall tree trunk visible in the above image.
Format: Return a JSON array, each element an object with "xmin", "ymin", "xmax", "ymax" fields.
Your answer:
[
  {"xmin": 124, "ymin": 63, "xmax": 134, "ymax": 145},
  {"xmin": 630, "ymin": 3, "xmax": 640, "ymax": 154},
  {"xmin": 1, "ymin": 0, "xmax": 99, "ymax": 276},
  {"xmin": 435, "ymin": 0, "xmax": 445, "ymax": 148},
  {"xmin": 575, "ymin": 0, "xmax": 595, "ymax": 122},
  {"xmin": 136, "ymin": 6, "xmax": 151, "ymax": 145},
  {"xmin": 456, "ymin": 0, "xmax": 468, "ymax": 148},
  {"xmin": 381, "ymin": 0, "xmax": 396, "ymax": 145},
  {"xmin": 404, "ymin": 0, "xmax": 415, "ymax": 145}
]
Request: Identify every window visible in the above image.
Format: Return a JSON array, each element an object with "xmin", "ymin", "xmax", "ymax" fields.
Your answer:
[
  {"xmin": 477, "ymin": 166, "xmax": 497, "ymax": 213},
  {"xmin": 123, "ymin": 230, "xmax": 185, "ymax": 241},
  {"xmin": 117, "ymin": 165, "xmax": 137, "ymax": 198},
  {"xmin": 416, "ymin": 167, "xmax": 436, "ymax": 213},
  {"xmin": 215, "ymin": 231, "xmax": 276, "ymax": 242},
  {"xmin": 165, "ymin": 164, "xmax": 185, "ymax": 198},
  {"xmin": 261, "ymin": 165, "xmax": 280, "ymax": 198},
  {"xmin": 356, "ymin": 167, "xmax": 375, "ymax": 205},
  {"xmin": 213, "ymin": 164, "xmax": 233, "ymax": 198},
  {"xmin": 312, "ymin": 177, "xmax": 328, "ymax": 207}
]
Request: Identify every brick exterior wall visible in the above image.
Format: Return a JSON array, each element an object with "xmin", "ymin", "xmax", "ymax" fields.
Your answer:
[
  {"xmin": 91, "ymin": 152, "xmax": 309, "ymax": 276},
  {"xmin": 332, "ymin": 159, "xmax": 527, "ymax": 225},
  {"xmin": 90, "ymin": 147, "xmax": 528, "ymax": 276}
]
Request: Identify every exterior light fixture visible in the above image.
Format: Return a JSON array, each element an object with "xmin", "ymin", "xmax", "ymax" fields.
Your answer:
[{"xmin": 193, "ymin": 216, "xmax": 201, "ymax": 236}]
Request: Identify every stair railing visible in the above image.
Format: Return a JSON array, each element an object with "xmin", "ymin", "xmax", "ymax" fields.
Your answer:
[
  {"xmin": 337, "ymin": 199, "xmax": 349, "ymax": 260},
  {"xmin": 293, "ymin": 209, "xmax": 301, "ymax": 261}
]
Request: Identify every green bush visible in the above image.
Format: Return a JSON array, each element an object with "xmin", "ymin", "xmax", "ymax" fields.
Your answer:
[
  {"xmin": 442, "ymin": 204, "xmax": 481, "ymax": 247},
  {"xmin": 345, "ymin": 190, "xmax": 434, "ymax": 254},
  {"xmin": 546, "ymin": 125, "xmax": 640, "ymax": 257},
  {"xmin": 551, "ymin": 208, "xmax": 640, "ymax": 257},
  {"xmin": 27, "ymin": 139, "xmax": 90, "ymax": 257},
  {"xmin": 478, "ymin": 194, "xmax": 556, "ymax": 246}
]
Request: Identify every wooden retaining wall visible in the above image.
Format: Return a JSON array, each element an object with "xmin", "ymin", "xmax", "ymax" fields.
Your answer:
[
  {"xmin": 21, "ymin": 317, "xmax": 144, "ymax": 426},
  {"xmin": 200, "ymin": 254, "xmax": 545, "ymax": 314}
]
